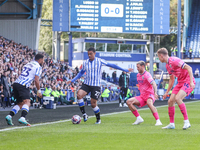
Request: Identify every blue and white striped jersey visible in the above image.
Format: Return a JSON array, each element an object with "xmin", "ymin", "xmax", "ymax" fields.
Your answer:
[
  {"xmin": 82, "ymin": 57, "xmax": 106, "ymax": 86},
  {"xmin": 15, "ymin": 61, "xmax": 42, "ymax": 87},
  {"xmin": 71, "ymin": 57, "xmax": 128, "ymax": 86}
]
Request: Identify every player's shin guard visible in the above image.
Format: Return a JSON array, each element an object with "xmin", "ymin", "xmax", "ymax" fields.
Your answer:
[
  {"xmin": 178, "ymin": 103, "xmax": 188, "ymax": 120},
  {"xmin": 168, "ymin": 106, "xmax": 175, "ymax": 123},
  {"xmin": 21, "ymin": 104, "xmax": 29, "ymax": 118},
  {"xmin": 78, "ymin": 99, "xmax": 86, "ymax": 114},
  {"xmin": 9, "ymin": 105, "xmax": 20, "ymax": 117},
  {"xmin": 93, "ymin": 106, "xmax": 100, "ymax": 120}
]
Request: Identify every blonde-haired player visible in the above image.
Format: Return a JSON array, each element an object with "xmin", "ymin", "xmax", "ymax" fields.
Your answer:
[
  {"xmin": 126, "ymin": 61, "xmax": 162, "ymax": 126},
  {"xmin": 157, "ymin": 48, "xmax": 195, "ymax": 130}
]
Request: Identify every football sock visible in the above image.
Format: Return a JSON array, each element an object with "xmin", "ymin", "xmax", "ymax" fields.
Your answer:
[
  {"xmin": 78, "ymin": 99, "xmax": 86, "ymax": 114},
  {"xmin": 21, "ymin": 104, "xmax": 29, "ymax": 118},
  {"xmin": 153, "ymin": 112, "xmax": 159, "ymax": 120},
  {"xmin": 9, "ymin": 105, "xmax": 20, "ymax": 117},
  {"xmin": 132, "ymin": 110, "xmax": 140, "ymax": 117},
  {"xmin": 93, "ymin": 106, "xmax": 100, "ymax": 120},
  {"xmin": 178, "ymin": 103, "xmax": 188, "ymax": 120},
  {"xmin": 168, "ymin": 106, "xmax": 175, "ymax": 123}
]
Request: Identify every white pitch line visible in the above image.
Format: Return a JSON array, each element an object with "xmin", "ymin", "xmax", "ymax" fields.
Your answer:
[{"xmin": 0, "ymin": 100, "xmax": 199, "ymax": 132}]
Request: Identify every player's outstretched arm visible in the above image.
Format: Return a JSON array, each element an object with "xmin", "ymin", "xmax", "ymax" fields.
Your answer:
[
  {"xmin": 69, "ymin": 69, "xmax": 85, "ymax": 84},
  {"xmin": 35, "ymin": 75, "xmax": 42, "ymax": 98},
  {"xmin": 183, "ymin": 64, "xmax": 195, "ymax": 89},
  {"xmin": 105, "ymin": 62, "xmax": 133, "ymax": 73}
]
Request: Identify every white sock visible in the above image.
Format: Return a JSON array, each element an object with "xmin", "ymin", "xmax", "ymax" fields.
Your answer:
[
  {"xmin": 21, "ymin": 104, "xmax": 29, "ymax": 112},
  {"xmin": 11, "ymin": 105, "xmax": 20, "ymax": 116},
  {"xmin": 93, "ymin": 106, "xmax": 100, "ymax": 114}
]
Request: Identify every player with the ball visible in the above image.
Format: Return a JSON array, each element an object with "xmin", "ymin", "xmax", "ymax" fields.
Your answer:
[{"xmin": 67, "ymin": 47, "xmax": 133, "ymax": 124}]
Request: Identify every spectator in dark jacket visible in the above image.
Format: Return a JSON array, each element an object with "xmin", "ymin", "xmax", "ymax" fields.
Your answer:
[
  {"xmin": 118, "ymin": 71, "xmax": 129, "ymax": 107},
  {"xmin": 107, "ymin": 73, "xmax": 110, "ymax": 82},
  {"xmin": 112, "ymin": 71, "xmax": 117, "ymax": 84},
  {"xmin": 1, "ymin": 72, "xmax": 11, "ymax": 107},
  {"xmin": 102, "ymin": 70, "xmax": 106, "ymax": 80}
]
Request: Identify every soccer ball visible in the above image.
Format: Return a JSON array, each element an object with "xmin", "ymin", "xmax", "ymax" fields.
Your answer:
[{"xmin": 71, "ymin": 115, "xmax": 81, "ymax": 124}]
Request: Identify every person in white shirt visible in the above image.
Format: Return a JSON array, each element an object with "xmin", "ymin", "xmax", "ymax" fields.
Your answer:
[{"xmin": 194, "ymin": 68, "xmax": 199, "ymax": 78}]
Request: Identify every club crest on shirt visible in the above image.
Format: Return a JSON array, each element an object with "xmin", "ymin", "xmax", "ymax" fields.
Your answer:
[{"xmin": 142, "ymin": 76, "xmax": 144, "ymax": 79}]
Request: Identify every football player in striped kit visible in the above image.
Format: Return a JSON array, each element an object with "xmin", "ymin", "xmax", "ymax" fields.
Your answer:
[
  {"xmin": 5, "ymin": 54, "xmax": 44, "ymax": 126},
  {"xmin": 67, "ymin": 47, "xmax": 133, "ymax": 124}
]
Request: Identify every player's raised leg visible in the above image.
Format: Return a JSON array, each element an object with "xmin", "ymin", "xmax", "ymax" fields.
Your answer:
[
  {"xmin": 126, "ymin": 97, "xmax": 144, "ymax": 125},
  {"xmin": 175, "ymin": 90, "xmax": 191, "ymax": 130},
  {"xmin": 77, "ymin": 89, "xmax": 88, "ymax": 122},
  {"xmin": 162, "ymin": 94, "xmax": 176, "ymax": 129},
  {"xmin": 146, "ymin": 98, "xmax": 162, "ymax": 126}
]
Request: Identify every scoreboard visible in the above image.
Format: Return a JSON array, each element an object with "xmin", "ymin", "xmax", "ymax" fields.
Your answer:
[
  {"xmin": 53, "ymin": 0, "xmax": 170, "ymax": 34},
  {"xmin": 70, "ymin": 0, "xmax": 170, "ymax": 34}
]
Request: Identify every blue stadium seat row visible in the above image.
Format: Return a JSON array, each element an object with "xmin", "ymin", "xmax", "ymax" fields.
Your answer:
[{"xmin": 186, "ymin": 0, "xmax": 200, "ymax": 58}]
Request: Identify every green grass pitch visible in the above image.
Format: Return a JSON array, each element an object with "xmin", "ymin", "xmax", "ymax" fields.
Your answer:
[{"xmin": 0, "ymin": 101, "xmax": 200, "ymax": 150}]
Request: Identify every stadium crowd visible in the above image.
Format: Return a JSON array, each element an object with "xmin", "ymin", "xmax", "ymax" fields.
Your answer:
[
  {"xmin": 1, "ymin": 35, "xmax": 198, "ymax": 109},
  {"xmin": 0, "ymin": 36, "xmax": 83, "ymax": 108}
]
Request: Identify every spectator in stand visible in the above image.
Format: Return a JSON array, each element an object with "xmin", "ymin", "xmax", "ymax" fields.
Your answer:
[
  {"xmin": 101, "ymin": 87, "xmax": 110, "ymax": 102},
  {"xmin": 194, "ymin": 68, "xmax": 199, "ymax": 78},
  {"xmin": 102, "ymin": 70, "xmax": 106, "ymax": 80},
  {"xmin": 57, "ymin": 75, "xmax": 63, "ymax": 82},
  {"xmin": 70, "ymin": 85, "xmax": 75, "ymax": 92},
  {"xmin": 12, "ymin": 68, "xmax": 18, "ymax": 76},
  {"xmin": 0, "ymin": 84, "xmax": 5, "ymax": 108},
  {"xmin": 174, "ymin": 46, "xmax": 178, "ymax": 56},
  {"xmin": 183, "ymin": 47, "xmax": 186, "ymax": 59},
  {"xmin": 0, "ymin": 35, "xmax": 85, "ymax": 108},
  {"xmin": 119, "ymin": 71, "xmax": 129, "ymax": 107},
  {"xmin": 107, "ymin": 73, "xmax": 110, "ymax": 82},
  {"xmin": 1, "ymin": 71, "xmax": 11, "ymax": 107},
  {"xmin": 112, "ymin": 71, "xmax": 117, "ymax": 84},
  {"xmin": 75, "ymin": 66, "xmax": 79, "ymax": 73},
  {"xmin": 189, "ymin": 48, "xmax": 193, "ymax": 59},
  {"xmin": 170, "ymin": 47, "xmax": 174, "ymax": 56},
  {"xmin": 51, "ymin": 86, "xmax": 60, "ymax": 104}
]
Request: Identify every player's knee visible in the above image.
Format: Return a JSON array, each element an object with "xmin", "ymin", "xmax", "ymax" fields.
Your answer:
[
  {"xmin": 91, "ymin": 103, "xmax": 97, "ymax": 108},
  {"xmin": 174, "ymin": 95, "xmax": 180, "ymax": 102},
  {"xmin": 174, "ymin": 95, "xmax": 183, "ymax": 104},
  {"xmin": 168, "ymin": 99, "xmax": 173, "ymax": 106},
  {"xmin": 91, "ymin": 101, "xmax": 97, "ymax": 108},
  {"xmin": 23, "ymin": 99, "xmax": 31, "ymax": 107},
  {"xmin": 77, "ymin": 93, "xmax": 83, "ymax": 100},
  {"xmin": 127, "ymin": 99, "xmax": 134, "ymax": 106},
  {"xmin": 126, "ymin": 99, "xmax": 131, "ymax": 105},
  {"xmin": 146, "ymin": 101, "xmax": 151, "ymax": 107}
]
